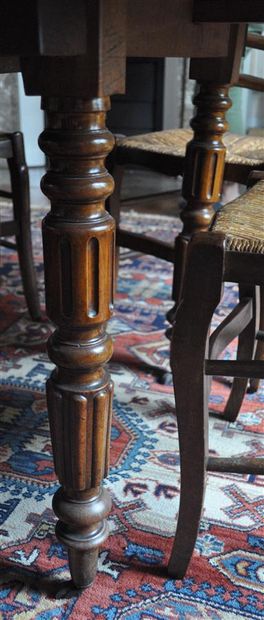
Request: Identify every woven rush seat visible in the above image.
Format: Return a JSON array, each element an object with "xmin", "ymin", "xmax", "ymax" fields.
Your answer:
[
  {"xmin": 117, "ymin": 129, "xmax": 264, "ymax": 166},
  {"xmin": 211, "ymin": 179, "xmax": 264, "ymax": 253},
  {"xmin": 116, "ymin": 129, "xmax": 264, "ymax": 183}
]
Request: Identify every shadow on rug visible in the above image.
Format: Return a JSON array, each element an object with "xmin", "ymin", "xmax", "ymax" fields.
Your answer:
[{"xmin": 0, "ymin": 207, "xmax": 263, "ymax": 619}]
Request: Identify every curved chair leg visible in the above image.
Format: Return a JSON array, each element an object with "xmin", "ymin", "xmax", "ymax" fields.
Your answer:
[
  {"xmin": 168, "ymin": 343, "xmax": 209, "ymax": 578},
  {"xmin": 249, "ymin": 286, "xmax": 264, "ymax": 393},
  {"xmin": 8, "ymin": 132, "xmax": 41, "ymax": 320},
  {"xmin": 223, "ymin": 285, "xmax": 260, "ymax": 422},
  {"xmin": 168, "ymin": 233, "xmax": 224, "ymax": 578}
]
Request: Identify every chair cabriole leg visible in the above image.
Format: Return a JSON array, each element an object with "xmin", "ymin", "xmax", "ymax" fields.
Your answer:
[
  {"xmin": 9, "ymin": 132, "xmax": 41, "ymax": 320},
  {"xmin": 168, "ymin": 234, "xmax": 224, "ymax": 577}
]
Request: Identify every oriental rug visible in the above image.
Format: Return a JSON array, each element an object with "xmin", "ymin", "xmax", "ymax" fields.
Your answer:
[{"xmin": 0, "ymin": 206, "xmax": 263, "ymax": 619}]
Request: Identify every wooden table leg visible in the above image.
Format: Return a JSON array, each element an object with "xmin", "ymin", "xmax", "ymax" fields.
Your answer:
[
  {"xmin": 171, "ymin": 24, "xmax": 246, "ymax": 312},
  {"xmin": 39, "ymin": 96, "xmax": 115, "ymax": 588},
  {"xmin": 172, "ymin": 81, "xmax": 232, "ymax": 307}
]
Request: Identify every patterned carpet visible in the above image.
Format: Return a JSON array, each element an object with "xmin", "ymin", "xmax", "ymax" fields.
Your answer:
[{"xmin": 0, "ymin": 205, "xmax": 263, "ymax": 619}]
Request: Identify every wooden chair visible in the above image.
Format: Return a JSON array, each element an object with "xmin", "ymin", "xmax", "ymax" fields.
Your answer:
[
  {"xmin": 108, "ymin": 30, "xmax": 264, "ymax": 392},
  {"xmin": 109, "ymin": 126, "xmax": 264, "ymax": 285},
  {"xmin": 167, "ymin": 179, "xmax": 264, "ymax": 579},
  {"xmin": 0, "ymin": 131, "xmax": 40, "ymax": 320},
  {"xmin": 108, "ymin": 128, "xmax": 264, "ymax": 261},
  {"xmin": 108, "ymin": 30, "xmax": 264, "ymax": 303}
]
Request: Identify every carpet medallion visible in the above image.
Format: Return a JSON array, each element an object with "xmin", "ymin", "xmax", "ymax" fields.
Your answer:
[{"xmin": 0, "ymin": 207, "xmax": 263, "ymax": 619}]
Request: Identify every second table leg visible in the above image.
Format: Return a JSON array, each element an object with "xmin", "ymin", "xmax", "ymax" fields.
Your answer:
[{"xmin": 172, "ymin": 82, "xmax": 232, "ymax": 308}]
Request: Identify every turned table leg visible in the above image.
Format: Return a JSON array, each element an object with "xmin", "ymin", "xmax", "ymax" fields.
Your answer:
[
  {"xmin": 39, "ymin": 97, "xmax": 115, "ymax": 588},
  {"xmin": 172, "ymin": 82, "xmax": 232, "ymax": 309}
]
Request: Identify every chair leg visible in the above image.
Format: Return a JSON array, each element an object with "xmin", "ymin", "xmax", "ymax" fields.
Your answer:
[
  {"xmin": 249, "ymin": 286, "xmax": 264, "ymax": 393},
  {"xmin": 168, "ymin": 233, "xmax": 224, "ymax": 578},
  {"xmin": 168, "ymin": 342, "xmax": 208, "ymax": 578},
  {"xmin": 8, "ymin": 132, "xmax": 41, "ymax": 320},
  {"xmin": 223, "ymin": 285, "xmax": 260, "ymax": 422}
]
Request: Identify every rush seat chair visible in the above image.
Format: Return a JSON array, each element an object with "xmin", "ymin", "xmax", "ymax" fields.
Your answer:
[{"xmin": 168, "ymin": 179, "xmax": 264, "ymax": 578}]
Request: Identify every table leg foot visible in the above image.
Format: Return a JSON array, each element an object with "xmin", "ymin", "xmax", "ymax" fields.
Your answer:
[
  {"xmin": 68, "ymin": 550, "xmax": 99, "ymax": 589},
  {"xmin": 52, "ymin": 484, "xmax": 111, "ymax": 588}
]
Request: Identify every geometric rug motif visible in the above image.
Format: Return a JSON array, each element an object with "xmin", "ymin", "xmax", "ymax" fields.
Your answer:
[{"xmin": 0, "ymin": 207, "xmax": 263, "ymax": 619}]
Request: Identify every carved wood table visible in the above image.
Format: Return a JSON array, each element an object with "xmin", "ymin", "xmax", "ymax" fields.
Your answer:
[{"xmin": 0, "ymin": 0, "xmax": 262, "ymax": 590}]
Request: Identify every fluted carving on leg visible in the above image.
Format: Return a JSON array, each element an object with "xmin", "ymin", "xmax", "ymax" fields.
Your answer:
[
  {"xmin": 171, "ymin": 83, "xmax": 232, "ymax": 311},
  {"xmin": 47, "ymin": 383, "xmax": 113, "ymax": 490},
  {"xmin": 39, "ymin": 97, "xmax": 115, "ymax": 588}
]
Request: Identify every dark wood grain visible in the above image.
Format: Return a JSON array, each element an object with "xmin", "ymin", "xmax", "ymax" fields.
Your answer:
[
  {"xmin": 21, "ymin": 0, "xmax": 127, "ymax": 98},
  {"xmin": 209, "ymin": 286, "xmax": 259, "ymax": 422},
  {"xmin": 207, "ymin": 456, "xmax": 264, "ymax": 475},
  {"xmin": 209, "ymin": 298, "xmax": 253, "ymax": 360},
  {"xmin": 190, "ymin": 24, "xmax": 246, "ymax": 83},
  {"xmin": 223, "ymin": 286, "xmax": 260, "ymax": 421},
  {"xmin": 116, "ymin": 230, "xmax": 175, "ymax": 262},
  {"xmin": 236, "ymin": 74, "xmax": 264, "ymax": 92},
  {"xmin": 0, "ymin": 0, "xmax": 87, "ymax": 57},
  {"xmin": 193, "ymin": 0, "xmax": 264, "ymax": 23},
  {"xmin": 246, "ymin": 32, "xmax": 264, "ymax": 51},
  {"xmin": 206, "ymin": 360, "xmax": 264, "ymax": 378},
  {"xmin": 127, "ymin": 0, "xmax": 231, "ymax": 58},
  {"xmin": 168, "ymin": 234, "xmax": 225, "ymax": 579},
  {"xmin": 172, "ymin": 84, "xmax": 232, "ymax": 307}
]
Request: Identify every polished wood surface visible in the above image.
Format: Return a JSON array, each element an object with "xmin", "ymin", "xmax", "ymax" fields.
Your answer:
[
  {"xmin": 169, "ymin": 234, "xmax": 225, "ymax": 578},
  {"xmin": 172, "ymin": 83, "xmax": 232, "ymax": 305},
  {"xmin": 40, "ymin": 96, "xmax": 115, "ymax": 588},
  {"xmin": 236, "ymin": 74, "xmax": 264, "ymax": 92},
  {"xmin": 127, "ymin": 0, "xmax": 230, "ymax": 57}
]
